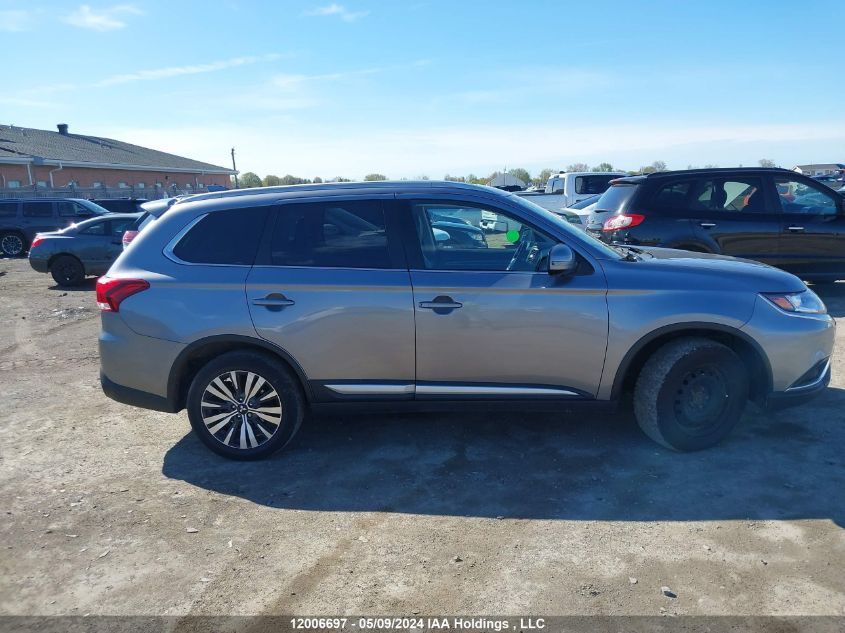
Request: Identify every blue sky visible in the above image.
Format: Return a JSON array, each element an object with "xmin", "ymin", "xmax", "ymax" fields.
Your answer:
[{"xmin": 1, "ymin": 0, "xmax": 843, "ymax": 179}]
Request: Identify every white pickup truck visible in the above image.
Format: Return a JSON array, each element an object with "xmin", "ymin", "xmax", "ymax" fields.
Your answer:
[{"xmin": 515, "ymin": 171, "xmax": 626, "ymax": 211}]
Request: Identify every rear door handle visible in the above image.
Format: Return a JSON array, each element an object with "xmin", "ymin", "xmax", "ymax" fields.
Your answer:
[
  {"xmin": 699, "ymin": 222, "xmax": 717, "ymax": 228},
  {"xmin": 419, "ymin": 296, "xmax": 463, "ymax": 312},
  {"xmin": 786, "ymin": 226, "xmax": 805, "ymax": 232},
  {"xmin": 251, "ymin": 294, "xmax": 295, "ymax": 308}
]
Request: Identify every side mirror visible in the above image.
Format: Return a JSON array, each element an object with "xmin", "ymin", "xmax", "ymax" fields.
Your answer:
[{"xmin": 548, "ymin": 243, "xmax": 577, "ymax": 275}]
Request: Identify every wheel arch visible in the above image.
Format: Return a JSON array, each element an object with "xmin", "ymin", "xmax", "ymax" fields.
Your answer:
[
  {"xmin": 48, "ymin": 252, "xmax": 84, "ymax": 271},
  {"xmin": 167, "ymin": 334, "xmax": 311, "ymax": 411},
  {"xmin": 611, "ymin": 323, "xmax": 772, "ymax": 405}
]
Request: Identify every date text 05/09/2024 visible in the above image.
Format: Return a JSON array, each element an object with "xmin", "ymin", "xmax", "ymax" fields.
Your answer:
[{"xmin": 289, "ymin": 617, "xmax": 546, "ymax": 631}]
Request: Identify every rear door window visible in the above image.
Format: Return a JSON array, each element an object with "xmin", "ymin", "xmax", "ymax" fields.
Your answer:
[
  {"xmin": 79, "ymin": 220, "xmax": 109, "ymax": 236},
  {"xmin": 265, "ymin": 200, "xmax": 393, "ymax": 269},
  {"xmin": 172, "ymin": 207, "xmax": 269, "ymax": 265},
  {"xmin": 22, "ymin": 201, "xmax": 54, "ymax": 217}
]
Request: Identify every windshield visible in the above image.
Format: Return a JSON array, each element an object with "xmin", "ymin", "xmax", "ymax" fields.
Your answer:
[
  {"xmin": 77, "ymin": 199, "xmax": 111, "ymax": 215},
  {"xmin": 508, "ymin": 194, "xmax": 622, "ymax": 259}
]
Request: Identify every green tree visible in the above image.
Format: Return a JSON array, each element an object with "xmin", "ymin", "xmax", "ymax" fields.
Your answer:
[
  {"xmin": 758, "ymin": 159, "xmax": 778, "ymax": 168},
  {"xmin": 313, "ymin": 176, "xmax": 323, "ymax": 183},
  {"xmin": 534, "ymin": 168, "xmax": 554, "ymax": 187},
  {"xmin": 364, "ymin": 173, "xmax": 387, "ymax": 181},
  {"xmin": 330, "ymin": 177, "xmax": 351, "ymax": 182},
  {"xmin": 566, "ymin": 163, "xmax": 589, "ymax": 172},
  {"xmin": 508, "ymin": 168, "xmax": 531, "ymax": 186},
  {"xmin": 466, "ymin": 173, "xmax": 486, "ymax": 185},
  {"xmin": 238, "ymin": 172, "xmax": 262, "ymax": 188},
  {"xmin": 262, "ymin": 174, "xmax": 281, "ymax": 187},
  {"xmin": 592, "ymin": 162, "xmax": 615, "ymax": 172}
]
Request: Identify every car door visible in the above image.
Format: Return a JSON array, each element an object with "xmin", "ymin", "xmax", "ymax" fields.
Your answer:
[
  {"xmin": 773, "ymin": 175, "xmax": 845, "ymax": 279},
  {"xmin": 246, "ymin": 196, "xmax": 416, "ymax": 400},
  {"xmin": 687, "ymin": 175, "xmax": 782, "ymax": 265},
  {"xmin": 72, "ymin": 219, "xmax": 113, "ymax": 272},
  {"xmin": 21, "ymin": 201, "xmax": 58, "ymax": 240},
  {"xmin": 400, "ymin": 195, "xmax": 609, "ymax": 399}
]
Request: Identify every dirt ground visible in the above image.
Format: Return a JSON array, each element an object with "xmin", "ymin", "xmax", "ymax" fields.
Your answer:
[{"xmin": 1, "ymin": 257, "xmax": 844, "ymax": 617}]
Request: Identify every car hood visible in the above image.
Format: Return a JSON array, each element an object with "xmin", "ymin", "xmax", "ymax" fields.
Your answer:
[{"xmin": 616, "ymin": 246, "xmax": 807, "ymax": 293}]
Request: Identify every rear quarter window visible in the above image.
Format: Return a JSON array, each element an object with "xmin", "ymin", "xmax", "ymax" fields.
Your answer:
[
  {"xmin": 171, "ymin": 207, "xmax": 269, "ymax": 265},
  {"xmin": 22, "ymin": 202, "xmax": 54, "ymax": 217}
]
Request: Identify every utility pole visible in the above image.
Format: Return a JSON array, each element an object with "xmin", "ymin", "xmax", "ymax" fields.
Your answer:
[{"xmin": 231, "ymin": 147, "xmax": 239, "ymax": 188}]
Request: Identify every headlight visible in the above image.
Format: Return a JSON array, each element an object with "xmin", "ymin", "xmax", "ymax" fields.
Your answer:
[{"xmin": 762, "ymin": 290, "xmax": 827, "ymax": 314}]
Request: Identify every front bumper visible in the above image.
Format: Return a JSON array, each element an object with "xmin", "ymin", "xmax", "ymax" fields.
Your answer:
[{"xmin": 765, "ymin": 357, "xmax": 832, "ymax": 410}]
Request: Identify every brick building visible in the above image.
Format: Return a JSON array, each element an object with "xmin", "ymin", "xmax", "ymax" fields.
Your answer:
[{"xmin": 0, "ymin": 123, "xmax": 236, "ymax": 196}]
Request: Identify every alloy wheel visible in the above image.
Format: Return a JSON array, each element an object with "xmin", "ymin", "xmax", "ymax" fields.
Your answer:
[
  {"xmin": 200, "ymin": 370, "xmax": 283, "ymax": 450},
  {"xmin": 1, "ymin": 234, "xmax": 24, "ymax": 257}
]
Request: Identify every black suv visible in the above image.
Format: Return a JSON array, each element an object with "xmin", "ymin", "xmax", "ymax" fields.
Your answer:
[
  {"xmin": 593, "ymin": 168, "xmax": 845, "ymax": 282},
  {"xmin": 0, "ymin": 198, "xmax": 111, "ymax": 257}
]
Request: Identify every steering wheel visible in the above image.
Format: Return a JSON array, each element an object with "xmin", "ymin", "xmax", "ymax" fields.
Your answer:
[{"xmin": 506, "ymin": 228, "xmax": 535, "ymax": 271}]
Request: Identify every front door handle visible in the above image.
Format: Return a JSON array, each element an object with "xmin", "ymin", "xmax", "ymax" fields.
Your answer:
[
  {"xmin": 419, "ymin": 295, "xmax": 462, "ymax": 313},
  {"xmin": 699, "ymin": 222, "xmax": 717, "ymax": 228},
  {"xmin": 786, "ymin": 225, "xmax": 805, "ymax": 232},
  {"xmin": 251, "ymin": 293, "xmax": 295, "ymax": 308}
]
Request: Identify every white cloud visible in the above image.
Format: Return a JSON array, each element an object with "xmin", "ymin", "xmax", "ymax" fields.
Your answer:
[
  {"xmin": 304, "ymin": 3, "xmax": 369, "ymax": 22},
  {"xmin": 64, "ymin": 4, "xmax": 143, "ymax": 31},
  {"xmin": 0, "ymin": 9, "xmax": 33, "ymax": 31},
  {"xmin": 93, "ymin": 54, "xmax": 283, "ymax": 87}
]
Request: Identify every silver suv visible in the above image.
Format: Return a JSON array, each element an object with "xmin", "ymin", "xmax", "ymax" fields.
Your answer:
[{"xmin": 98, "ymin": 182, "xmax": 835, "ymax": 459}]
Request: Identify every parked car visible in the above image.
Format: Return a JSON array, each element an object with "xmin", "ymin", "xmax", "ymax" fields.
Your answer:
[
  {"xmin": 121, "ymin": 197, "xmax": 180, "ymax": 248},
  {"xmin": 592, "ymin": 168, "xmax": 845, "ymax": 282},
  {"xmin": 516, "ymin": 171, "xmax": 625, "ymax": 211},
  {"xmin": 92, "ymin": 198, "xmax": 148, "ymax": 214},
  {"xmin": 28, "ymin": 213, "xmax": 140, "ymax": 286},
  {"xmin": 98, "ymin": 181, "xmax": 834, "ymax": 460},
  {"xmin": 553, "ymin": 194, "xmax": 601, "ymax": 229},
  {"xmin": 0, "ymin": 198, "xmax": 111, "ymax": 257}
]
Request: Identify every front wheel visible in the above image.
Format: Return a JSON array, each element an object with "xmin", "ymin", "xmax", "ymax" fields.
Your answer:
[
  {"xmin": 633, "ymin": 338, "xmax": 748, "ymax": 451},
  {"xmin": 186, "ymin": 351, "xmax": 304, "ymax": 460}
]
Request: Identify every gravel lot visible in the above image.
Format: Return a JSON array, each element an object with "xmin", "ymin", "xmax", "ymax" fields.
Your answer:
[{"xmin": 1, "ymin": 257, "xmax": 844, "ymax": 617}]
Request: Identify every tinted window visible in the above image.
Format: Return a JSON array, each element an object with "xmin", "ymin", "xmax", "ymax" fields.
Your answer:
[
  {"xmin": 775, "ymin": 177, "xmax": 839, "ymax": 216},
  {"xmin": 173, "ymin": 207, "xmax": 268, "ymax": 265},
  {"xmin": 0, "ymin": 202, "xmax": 17, "ymax": 218},
  {"xmin": 22, "ymin": 202, "xmax": 53, "ymax": 217},
  {"xmin": 267, "ymin": 200, "xmax": 391, "ymax": 268},
  {"xmin": 595, "ymin": 184, "xmax": 638, "ymax": 212},
  {"xmin": 80, "ymin": 220, "xmax": 108, "ymax": 236},
  {"xmin": 652, "ymin": 181, "xmax": 693, "ymax": 209},
  {"xmin": 58, "ymin": 201, "xmax": 90, "ymax": 217},
  {"xmin": 574, "ymin": 175, "xmax": 617, "ymax": 195}
]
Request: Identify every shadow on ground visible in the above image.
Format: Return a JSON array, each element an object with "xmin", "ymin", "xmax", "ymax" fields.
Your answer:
[
  {"xmin": 163, "ymin": 386, "xmax": 845, "ymax": 525},
  {"xmin": 48, "ymin": 278, "xmax": 97, "ymax": 292}
]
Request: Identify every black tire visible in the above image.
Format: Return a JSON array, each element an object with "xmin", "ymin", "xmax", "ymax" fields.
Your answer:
[
  {"xmin": 186, "ymin": 351, "xmax": 305, "ymax": 460},
  {"xmin": 633, "ymin": 337, "xmax": 748, "ymax": 451},
  {"xmin": 0, "ymin": 232, "xmax": 26, "ymax": 257},
  {"xmin": 50, "ymin": 255, "xmax": 86, "ymax": 286}
]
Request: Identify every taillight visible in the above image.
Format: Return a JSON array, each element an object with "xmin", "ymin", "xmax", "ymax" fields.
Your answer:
[
  {"xmin": 96, "ymin": 277, "xmax": 149, "ymax": 312},
  {"xmin": 122, "ymin": 230, "xmax": 139, "ymax": 246},
  {"xmin": 603, "ymin": 213, "xmax": 645, "ymax": 232},
  {"xmin": 30, "ymin": 235, "xmax": 44, "ymax": 249}
]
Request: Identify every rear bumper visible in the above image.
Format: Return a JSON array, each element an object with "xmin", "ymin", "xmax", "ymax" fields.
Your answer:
[
  {"xmin": 28, "ymin": 254, "xmax": 49, "ymax": 273},
  {"xmin": 765, "ymin": 358, "xmax": 831, "ymax": 410},
  {"xmin": 101, "ymin": 372, "xmax": 177, "ymax": 413}
]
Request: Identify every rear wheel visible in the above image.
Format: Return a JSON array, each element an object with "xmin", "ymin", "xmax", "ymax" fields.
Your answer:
[
  {"xmin": 186, "ymin": 351, "xmax": 304, "ymax": 460},
  {"xmin": 50, "ymin": 255, "xmax": 85, "ymax": 286},
  {"xmin": 1, "ymin": 232, "xmax": 25, "ymax": 257},
  {"xmin": 633, "ymin": 337, "xmax": 748, "ymax": 451}
]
